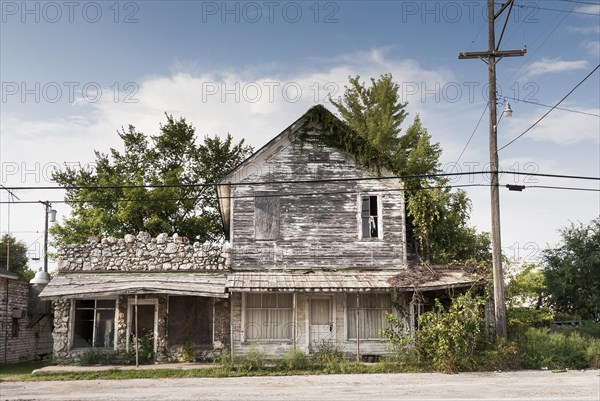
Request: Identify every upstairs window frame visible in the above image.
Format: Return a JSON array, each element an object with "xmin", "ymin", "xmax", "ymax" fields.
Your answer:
[{"xmin": 359, "ymin": 194, "xmax": 383, "ymax": 240}]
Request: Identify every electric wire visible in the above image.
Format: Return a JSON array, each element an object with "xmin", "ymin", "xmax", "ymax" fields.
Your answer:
[
  {"xmin": 499, "ymin": 64, "xmax": 600, "ymax": 151},
  {"xmin": 455, "ymin": 104, "xmax": 489, "ymax": 165},
  {"xmin": 501, "ymin": 95, "xmax": 600, "ymax": 117},
  {"xmin": 1, "ymin": 182, "xmax": 599, "ymax": 205},
  {"xmin": 2, "ymin": 170, "xmax": 599, "ymax": 192}
]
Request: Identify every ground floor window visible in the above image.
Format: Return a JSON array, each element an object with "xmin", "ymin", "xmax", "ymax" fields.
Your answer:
[
  {"xmin": 347, "ymin": 293, "xmax": 392, "ymax": 339},
  {"xmin": 245, "ymin": 293, "xmax": 293, "ymax": 341},
  {"xmin": 73, "ymin": 299, "xmax": 116, "ymax": 348}
]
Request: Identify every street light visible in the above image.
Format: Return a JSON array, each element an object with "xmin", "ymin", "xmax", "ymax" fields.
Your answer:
[{"xmin": 30, "ymin": 202, "xmax": 57, "ymax": 286}]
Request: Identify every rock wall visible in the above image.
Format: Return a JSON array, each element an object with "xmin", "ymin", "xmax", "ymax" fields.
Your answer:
[{"xmin": 57, "ymin": 232, "xmax": 230, "ymax": 272}]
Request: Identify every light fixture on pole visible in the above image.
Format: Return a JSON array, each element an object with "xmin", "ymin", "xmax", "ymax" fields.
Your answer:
[
  {"xmin": 503, "ymin": 102, "xmax": 513, "ymax": 118},
  {"xmin": 30, "ymin": 202, "xmax": 57, "ymax": 286}
]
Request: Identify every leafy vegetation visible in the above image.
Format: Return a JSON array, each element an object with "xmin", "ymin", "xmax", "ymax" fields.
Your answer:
[
  {"xmin": 329, "ymin": 74, "xmax": 491, "ymax": 264},
  {"xmin": 51, "ymin": 114, "xmax": 253, "ymax": 244},
  {"xmin": 0, "ymin": 234, "xmax": 34, "ymax": 282},
  {"xmin": 543, "ymin": 217, "xmax": 600, "ymax": 321},
  {"xmin": 517, "ymin": 328, "xmax": 600, "ymax": 370}
]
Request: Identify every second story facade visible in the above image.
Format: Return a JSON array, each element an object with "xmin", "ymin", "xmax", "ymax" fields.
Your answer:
[{"xmin": 217, "ymin": 106, "xmax": 407, "ymax": 272}]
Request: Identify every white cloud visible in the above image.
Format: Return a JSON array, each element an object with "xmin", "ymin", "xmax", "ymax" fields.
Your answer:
[
  {"xmin": 567, "ymin": 25, "xmax": 600, "ymax": 35},
  {"xmin": 582, "ymin": 40, "xmax": 600, "ymax": 57},
  {"xmin": 1, "ymin": 48, "xmax": 597, "ymax": 267},
  {"xmin": 525, "ymin": 58, "xmax": 589, "ymax": 77},
  {"xmin": 575, "ymin": 4, "xmax": 600, "ymax": 15},
  {"xmin": 502, "ymin": 108, "xmax": 600, "ymax": 145}
]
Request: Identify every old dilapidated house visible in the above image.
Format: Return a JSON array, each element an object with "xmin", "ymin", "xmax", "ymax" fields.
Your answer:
[
  {"xmin": 41, "ymin": 105, "xmax": 478, "ymax": 363},
  {"xmin": 218, "ymin": 105, "xmax": 478, "ymax": 359}
]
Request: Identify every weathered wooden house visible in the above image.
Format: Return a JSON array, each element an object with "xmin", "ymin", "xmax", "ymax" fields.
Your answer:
[
  {"xmin": 218, "ymin": 105, "xmax": 478, "ymax": 359},
  {"xmin": 41, "ymin": 105, "xmax": 478, "ymax": 363}
]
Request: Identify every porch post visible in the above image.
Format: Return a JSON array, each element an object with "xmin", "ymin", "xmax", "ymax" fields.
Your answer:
[
  {"xmin": 135, "ymin": 294, "xmax": 139, "ymax": 367},
  {"xmin": 355, "ymin": 292, "xmax": 360, "ymax": 362},
  {"xmin": 292, "ymin": 292, "xmax": 297, "ymax": 350}
]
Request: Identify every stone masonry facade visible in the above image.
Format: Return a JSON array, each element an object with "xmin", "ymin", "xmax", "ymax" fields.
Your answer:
[
  {"xmin": 58, "ymin": 231, "xmax": 230, "ymax": 272},
  {"xmin": 52, "ymin": 232, "xmax": 230, "ymax": 363}
]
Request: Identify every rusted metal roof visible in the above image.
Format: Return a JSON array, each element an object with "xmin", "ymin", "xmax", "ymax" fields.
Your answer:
[
  {"xmin": 226, "ymin": 269, "xmax": 479, "ymax": 292},
  {"xmin": 39, "ymin": 272, "xmax": 228, "ymax": 299}
]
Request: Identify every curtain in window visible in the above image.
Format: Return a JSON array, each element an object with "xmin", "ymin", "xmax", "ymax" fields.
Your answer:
[
  {"xmin": 347, "ymin": 294, "xmax": 391, "ymax": 339},
  {"xmin": 245, "ymin": 294, "xmax": 293, "ymax": 341}
]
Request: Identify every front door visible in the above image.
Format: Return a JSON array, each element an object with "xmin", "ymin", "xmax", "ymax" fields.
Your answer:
[
  {"xmin": 128, "ymin": 301, "xmax": 157, "ymax": 359},
  {"xmin": 309, "ymin": 298, "xmax": 333, "ymax": 348}
]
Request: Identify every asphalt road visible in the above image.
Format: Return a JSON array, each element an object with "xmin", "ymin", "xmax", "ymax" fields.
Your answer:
[{"xmin": 1, "ymin": 370, "xmax": 599, "ymax": 401}]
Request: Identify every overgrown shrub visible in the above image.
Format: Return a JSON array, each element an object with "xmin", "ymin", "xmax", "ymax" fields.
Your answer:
[
  {"xmin": 414, "ymin": 292, "xmax": 489, "ymax": 372},
  {"xmin": 310, "ymin": 340, "xmax": 344, "ymax": 369},
  {"xmin": 518, "ymin": 327, "xmax": 600, "ymax": 369},
  {"xmin": 280, "ymin": 349, "xmax": 310, "ymax": 370},
  {"xmin": 238, "ymin": 348, "xmax": 266, "ymax": 371},
  {"xmin": 77, "ymin": 348, "xmax": 119, "ymax": 366}
]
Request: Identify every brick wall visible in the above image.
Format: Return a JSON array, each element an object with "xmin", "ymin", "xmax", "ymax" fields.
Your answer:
[{"xmin": 0, "ymin": 278, "xmax": 53, "ymax": 364}]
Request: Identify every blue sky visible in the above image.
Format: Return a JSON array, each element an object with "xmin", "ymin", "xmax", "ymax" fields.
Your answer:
[{"xmin": 1, "ymin": 0, "xmax": 599, "ymax": 271}]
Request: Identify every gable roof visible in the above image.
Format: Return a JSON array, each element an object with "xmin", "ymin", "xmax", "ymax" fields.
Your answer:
[{"xmin": 216, "ymin": 105, "xmax": 397, "ymax": 238}]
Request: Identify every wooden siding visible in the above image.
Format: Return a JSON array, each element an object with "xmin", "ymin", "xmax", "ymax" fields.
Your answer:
[{"xmin": 230, "ymin": 132, "xmax": 407, "ymax": 271}]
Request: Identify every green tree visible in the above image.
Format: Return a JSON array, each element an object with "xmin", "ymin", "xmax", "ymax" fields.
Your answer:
[
  {"xmin": 543, "ymin": 217, "xmax": 600, "ymax": 321},
  {"xmin": 331, "ymin": 74, "xmax": 490, "ymax": 263},
  {"xmin": 504, "ymin": 263, "xmax": 553, "ymax": 337},
  {"xmin": 0, "ymin": 234, "xmax": 34, "ymax": 282},
  {"xmin": 51, "ymin": 114, "xmax": 253, "ymax": 244}
]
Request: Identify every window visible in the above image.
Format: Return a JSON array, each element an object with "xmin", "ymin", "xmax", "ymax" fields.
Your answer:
[
  {"xmin": 73, "ymin": 299, "xmax": 116, "ymax": 348},
  {"xmin": 255, "ymin": 192, "xmax": 280, "ymax": 240},
  {"xmin": 11, "ymin": 318, "xmax": 19, "ymax": 338},
  {"xmin": 361, "ymin": 195, "xmax": 380, "ymax": 238},
  {"xmin": 347, "ymin": 294, "xmax": 392, "ymax": 339},
  {"xmin": 245, "ymin": 293, "xmax": 293, "ymax": 341}
]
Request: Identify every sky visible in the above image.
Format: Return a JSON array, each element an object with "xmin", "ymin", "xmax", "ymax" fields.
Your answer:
[{"xmin": 1, "ymin": 0, "xmax": 599, "ymax": 273}]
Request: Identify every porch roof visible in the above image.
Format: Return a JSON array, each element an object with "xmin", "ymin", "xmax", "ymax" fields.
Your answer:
[
  {"xmin": 39, "ymin": 272, "xmax": 229, "ymax": 299},
  {"xmin": 226, "ymin": 269, "xmax": 479, "ymax": 292}
]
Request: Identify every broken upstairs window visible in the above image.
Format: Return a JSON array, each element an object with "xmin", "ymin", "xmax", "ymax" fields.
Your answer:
[{"xmin": 361, "ymin": 195, "xmax": 380, "ymax": 238}]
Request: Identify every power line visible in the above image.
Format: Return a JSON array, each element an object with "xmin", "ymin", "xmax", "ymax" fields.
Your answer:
[
  {"xmin": 455, "ymin": 104, "xmax": 488, "ymax": 165},
  {"xmin": 502, "ymin": 95, "xmax": 600, "ymax": 117},
  {"xmin": 557, "ymin": 0, "xmax": 600, "ymax": 6},
  {"xmin": 499, "ymin": 64, "xmax": 600, "ymax": 151},
  {"xmin": 3, "ymin": 170, "xmax": 599, "ymax": 192},
  {"xmin": 501, "ymin": 1, "xmax": 574, "ymax": 86},
  {"xmin": 2, "ymin": 181, "xmax": 599, "ymax": 205},
  {"xmin": 0, "ymin": 184, "xmax": 492, "ymax": 204},
  {"xmin": 528, "ymin": 185, "xmax": 600, "ymax": 192},
  {"xmin": 512, "ymin": 1, "xmax": 600, "ymax": 16}
]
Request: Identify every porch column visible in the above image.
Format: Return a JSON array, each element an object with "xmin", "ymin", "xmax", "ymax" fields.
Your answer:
[
  {"xmin": 292, "ymin": 292, "xmax": 297, "ymax": 350},
  {"xmin": 355, "ymin": 292, "xmax": 360, "ymax": 362}
]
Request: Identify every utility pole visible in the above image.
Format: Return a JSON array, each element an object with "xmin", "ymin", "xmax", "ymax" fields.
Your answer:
[
  {"xmin": 30, "ymin": 201, "xmax": 56, "ymax": 285},
  {"xmin": 459, "ymin": 0, "xmax": 525, "ymax": 339}
]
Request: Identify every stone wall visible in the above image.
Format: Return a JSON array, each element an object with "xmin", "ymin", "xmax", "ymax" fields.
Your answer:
[
  {"xmin": 0, "ymin": 278, "xmax": 53, "ymax": 364},
  {"xmin": 57, "ymin": 232, "xmax": 230, "ymax": 272}
]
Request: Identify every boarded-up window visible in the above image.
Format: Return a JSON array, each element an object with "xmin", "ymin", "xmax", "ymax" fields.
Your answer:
[
  {"xmin": 168, "ymin": 296, "xmax": 213, "ymax": 346},
  {"xmin": 347, "ymin": 293, "xmax": 392, "ymax": 339},
  {"xmin": 361, "ymin": 195, "xmax": 380, "ymax": 238},
  {"xmin": 245, "ymin": 293, "xmax": 293, "ymax": 341},
  {"xmin": 255, "ymin": 192, "xmax": 280, "ymax": 240}
]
